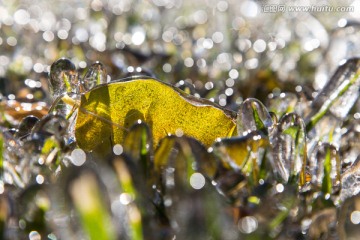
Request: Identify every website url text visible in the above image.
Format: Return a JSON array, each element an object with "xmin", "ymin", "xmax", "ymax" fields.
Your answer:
[{"xmin": 262, "ymin": 5, "xmax": 354, "ymax": 13}]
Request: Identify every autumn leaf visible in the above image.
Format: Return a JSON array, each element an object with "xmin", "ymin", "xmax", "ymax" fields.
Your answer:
[{"xmin": 75, "ymin": 77, "xmax": 237, "ymax": 151}]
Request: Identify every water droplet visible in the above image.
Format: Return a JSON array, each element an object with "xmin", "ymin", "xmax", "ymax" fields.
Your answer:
[
  {"xmin": 229, "ymin": 69, "xmax": 239, "ymax": 79},
  {"xmin": 49, "ymin": 58, "xmax": 78, "ymax": 98},
  {"xmin": 29, "ymin": 231, "xmax": 41, "ymax": 240},
  {"xmin": 119, "ymin": 193, "xmax": 133, "ymax": 205},
  {"xmin": 253, "ymin": 39, "xmax": 266, "ymax": 53},
  {"xmin": 175, "ymin": 128, "xmax": 183, "ymax": 137},
  {"xmin": 350, "ymin": 210, "xmax": 360, "ymax": 224},
  {"xmin": 237, "ymin": 98, "xmax": 274, "ymax": 136},
  {"xmin": 14, "ymin": 9, "xmax": 30, "ymax": 25},
  {"xmin": 123, "ymin": 66, "xmax": 155, "ymax": 78},
  {"xmin": 238, "ymin": 216, "xmax": 258, "ymax": 234},
  {"xmin": 113, "ymin": 144, "xmax": 123, "ymax": 155},
  {"xmin": 36, "ymin": 174, "xmax": 44, "ymax": 184},
  {"xmin": 189, "ymin": 172, "xmax": 205, "ymax": 190},
  {"xmin": 175, "ymin": 80, "xmax": 196, "ymax": 95},
  {"xmin": 276, "ymin": 183, "xmax": 284, "ymax": 193},
  {"xmin": 70, "ymin": 148, "xmax": 86, "ymax": 166},
  {"xmin": 81, "ymin": 61, "xmax": 107, "ymax": 91},
  {"xmin": 131, "ymin": 28, "xmax": 145, "ymax": 46}
]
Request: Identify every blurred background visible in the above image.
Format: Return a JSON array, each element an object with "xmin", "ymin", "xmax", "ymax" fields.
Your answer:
[
  {"xmin": 0, "ymin": 0, "xmax": 360, "ymax": 105},
  {"xmin": 1, "ymin": 1, "xmax": 360, "ymax": 239}
]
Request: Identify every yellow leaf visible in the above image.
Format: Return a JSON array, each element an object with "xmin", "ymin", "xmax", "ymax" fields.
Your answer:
[{"xmin": 75, "ymin": 78, "xmax": 237, "ymax": 151}]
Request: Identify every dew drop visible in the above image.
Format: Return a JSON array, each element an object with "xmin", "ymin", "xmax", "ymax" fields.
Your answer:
[
  {"xmin": 225, "ymin": 78, "xmax": 235, "ymax": 87},
  {"xmin": 162, "ymin": 63, "xmax": 172, "ymax": 73},
  {"xmin": 175, "ymin": 128, "xmax": 184, "ymax": 137},
  {"xmin": 238, "ymin": 216, "xmax": 258, "ymax": 234},
  {"xmin": 229, "ymin": 69, "xmax": 239, "ymax": 79},
  {"xmin": 14, "ymin": 9, "xmax": 30, "ymax": 25},
  {"xmin": 190, "ymin": 172, "xmax": 205, "ymax": 190},
  {"xmin": 184, "ymin": 57, "xmax": 194, "ymax": 67},
  {"xmin": 126, "ymin": 66, "xmax": 154, "ymax": 78},
  {"xmin": 113, "ymin": 144, "xmax": 123, "ymax": 155},
  {"xmin": 119, "ymin": 193, "xmax": 133, "ymax": 205},
  {"xmin": 70, "ymin": 148, "xmax": 86, "ymax": 166},
  {"xmin": 276, "ymin": 183, "xmax": 284, "ymax": 193},
  {"xmin": 253, "ymin": 39, "xmax": 266, "ymax": 53},
  {"xmin": 36, "ymin": 175, "xmax": 44, "ymax": 184},
  {"xmin": 131, "ymin": 29, "xmax": 145, "ymax": 46},
  {"xmin": 350, "ymin": 210, "xmax": 360, "ymax": 224},
  {"xmin": 29, "ymin": 231, "xmax": 41, "ymax": 240}
]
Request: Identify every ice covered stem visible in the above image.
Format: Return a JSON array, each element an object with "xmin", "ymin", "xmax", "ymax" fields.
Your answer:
[
  {"xmin": 236, "ymin": 98, "xmax": 274, "ymax": 136},
  {"xmin": 271, "ymin": 113, "xmax": 307, "ymax": 186},
  {"xmin": 49, "ymin": 58, "xmax": 79, "ymax": 98},
  {"xmin": 306, "ymin": 58, "xmax": 360, "ymax": 132},
  {"xmin": 310, "ymin": 143, "xmax": 341, "ymax": 195},
  {"xmin": 48, "ymin": 58, "xmax": 79, "ymax": 116},
  {"xmin": 81, "ymin": 61, "xmax": 107, "ymax": 91},
  {"xmin": 340, "ymin": 158, "xmax": 360, "ymax": 202}
]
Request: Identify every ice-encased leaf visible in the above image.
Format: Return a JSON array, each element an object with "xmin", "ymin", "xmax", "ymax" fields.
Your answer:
[
  {"xmin": 213, "ymin": 131, "xmax": 268, "ymax": 170},
  {"xmin": 271, "ymin": 113, "xmax": 307, "ymax": 185},
  {"xmin": 75, "ymin": 77, "xmax": 237, "ymax": 151},
  {"xmin": 237, "ymin": 98, "xmax": 274, "ymax": 136},
  {"xmin": 307, "ymin": 58, "xmax": 360, "ymax": 131},
  {"xmin": 310, "ymin": 143, "xmax": 341, "ymax": 194},
  {"xmin": 213, "ymin": 131, "xmax": 269, "ymax": 187}
]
